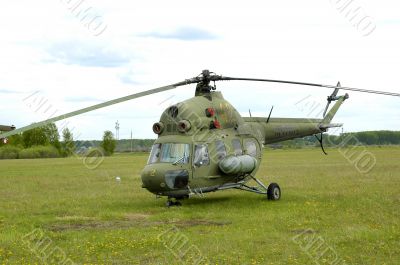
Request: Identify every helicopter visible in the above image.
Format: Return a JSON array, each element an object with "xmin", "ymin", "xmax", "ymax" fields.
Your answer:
[{"xmin": 1, "ymin": 70, "xmax": 399, "ymax": 206}]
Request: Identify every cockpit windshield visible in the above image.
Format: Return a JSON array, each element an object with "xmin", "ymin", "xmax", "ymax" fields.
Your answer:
[{"xmin": 147, "ymin": 143, "xmax": 190, "ymax": 164}]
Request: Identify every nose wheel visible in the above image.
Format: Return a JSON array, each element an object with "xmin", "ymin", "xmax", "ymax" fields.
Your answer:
[{"xmin": 166, "ymin": 197, "xmax": 183, "ymax": 207}]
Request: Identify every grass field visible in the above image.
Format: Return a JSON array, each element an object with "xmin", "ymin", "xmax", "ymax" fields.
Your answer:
[{"xmin": 0, "ymin": 147, "xmax": 399, "ymax": 265}]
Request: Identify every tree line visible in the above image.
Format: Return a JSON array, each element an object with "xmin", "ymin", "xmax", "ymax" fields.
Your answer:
[
  {"xmin": 1, "ymin": 127, "xmax": 399, "ymax": 159},
  {"xmin": 271, "ymin": 130, "xmax": 400, "ymax": 149},
  {"xmin": 0, "ymin": 123, "xmax": 116, "ymax": 159},
  {"xmin": 74, "ymin": 139, "xmax": 155, "ymax": 153}
]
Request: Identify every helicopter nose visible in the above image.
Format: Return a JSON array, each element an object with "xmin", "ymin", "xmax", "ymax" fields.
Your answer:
[
  {"xmin": 141, "ymin": 165, "xmax": 165, "ymax": 193},
  {"xmin": 141, "ymin": 165, "xmax": 190, "ymax": 194}
]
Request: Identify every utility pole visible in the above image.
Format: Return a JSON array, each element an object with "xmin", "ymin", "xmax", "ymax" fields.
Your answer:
[
  {"xmin": 130, "ymin": 130, "xmax": 133, "ymax": 153},
  {"xmin": 115, "ymin": 120, "xmax": 120, "ymax": 140}
]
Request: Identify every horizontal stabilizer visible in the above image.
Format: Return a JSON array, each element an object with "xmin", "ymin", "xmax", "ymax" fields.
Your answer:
[{"xmin": 319, "ymin": 123, "xmax": 343, "ymax": 130}]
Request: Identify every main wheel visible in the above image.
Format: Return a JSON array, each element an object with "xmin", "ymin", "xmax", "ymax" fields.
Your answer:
[
  {"xmin": 166, "ymin": 200, "xmax": 182, "ymax": 207},
  {"xmin": 267, "ymin": 183, "xmax": 281, "ymax": 200},
  {"xmin": 166, "ymin": 200, "xmax": 174, "ymax": 207}
]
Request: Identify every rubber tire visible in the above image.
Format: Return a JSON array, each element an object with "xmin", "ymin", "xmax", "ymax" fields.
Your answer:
[
  {"xmin": 267, "ymin": 183, "xmax": 281, "ymax": 201},
  {"xmin": 166, "ymin": 200, "xmax": 182, "ymax": 207}
]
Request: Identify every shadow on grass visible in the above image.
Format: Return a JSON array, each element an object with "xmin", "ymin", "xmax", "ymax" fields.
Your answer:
[{"xmin": 182, "ymin": 195, "xmax": 233, "ymax": 206}]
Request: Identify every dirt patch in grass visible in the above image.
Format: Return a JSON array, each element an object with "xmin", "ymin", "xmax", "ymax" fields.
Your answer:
[
  {"xmin": 55, "ymin": 215, "xmax": 97, "ymax": 221},
  {"xmin": 48, "ymin": 215, "xmax": 231, "ymax": 232},
  {"xmin": 48, "ymin": 220, "xmax": 137, "ymax": 231},
  {"xmin": 124, "ymin": 213, "xmax": 152, "ymax": 221}
]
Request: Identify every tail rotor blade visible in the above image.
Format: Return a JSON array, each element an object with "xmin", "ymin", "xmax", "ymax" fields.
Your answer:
[
  {"xmin": 331, "ymin": 82, "xmax": 341, "ymax": 98},
  {"xmin": 323, "ymin": 81, "xmax": 341, "ymax": 117}
]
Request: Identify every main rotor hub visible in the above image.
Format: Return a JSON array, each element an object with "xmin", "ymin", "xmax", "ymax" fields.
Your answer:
[{"xmin": 195, "ymin": 69, "xmax": 218, "ymax": 96}]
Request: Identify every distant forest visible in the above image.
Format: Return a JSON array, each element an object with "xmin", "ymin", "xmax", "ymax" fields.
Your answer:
[
  {"xmin": 1, "ymin": 129, "xmax": 399, "ymax": 159},
  {"xmin": 76, "ymin": 130, "xmax": 400, "ymax": 152},
  {"xmin": 270, "ymin": 130, "xmax": 400, "ymax": 149},
  {"xmin": 74, "ymin": 139, "xmax": 155, "ymax": 153}
]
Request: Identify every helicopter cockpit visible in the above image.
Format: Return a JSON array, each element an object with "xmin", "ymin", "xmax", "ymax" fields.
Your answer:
[
  {"xmin": 147, "ymin": 143, "xmax": 190, "ymax": 165},
  {"xmin": 142, "ymin": 141, "xmax": 193, "ymax": 196}
]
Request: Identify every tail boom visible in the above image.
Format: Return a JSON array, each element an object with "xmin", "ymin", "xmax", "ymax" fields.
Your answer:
[{"xmin": 243, "ymin": 94, "xmax": 348, "ymax": 144}]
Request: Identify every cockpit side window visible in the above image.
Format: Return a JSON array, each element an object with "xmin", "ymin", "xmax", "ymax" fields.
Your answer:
[
  {"xmin": 148, "ymin": 143, "xmax": 161, "ymax": 164},
  {"xmin": 244, "ymin": 139, "xmax": 258, "ymax": 157},
  {"xmin": 193, "ymin": 144, "xmax": 210, "ymax": 167},
  {"xmin": 215, "ymin": 140, "xmax": 227, "ymax": 161},
  {"xmin": 232, "ymin": 139, "xmax": 243, "ymax": 156}
]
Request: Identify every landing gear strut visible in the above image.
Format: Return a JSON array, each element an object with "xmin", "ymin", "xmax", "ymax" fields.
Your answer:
[{"xmin": 217, "ymin": 176, "xmax": 281, "ymax": 200}]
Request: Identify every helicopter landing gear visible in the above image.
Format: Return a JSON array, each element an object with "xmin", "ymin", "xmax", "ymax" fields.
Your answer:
[
  {"xmin": 219, "ymin": 176, "xmax": 281, "ymax": 200},
  {"xmin": 267, "ymin": 183, "xmax": 281, "ymax": 201},
  {"xmin": 252, "ymin": 177, "xmax": 281, "ymax": 200},
  {"xmin": 166, "ymin": 197, "xmax": 182, "ymax": 207}
]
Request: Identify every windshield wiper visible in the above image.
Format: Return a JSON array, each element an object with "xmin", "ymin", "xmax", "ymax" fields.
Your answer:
[
  {"xmin": 172, "ymin": 156, "xmax": 185, "ymax": 165},
  {"xmin": 172, "ymin": 150, "xmax": 187, "ymax": 165}
]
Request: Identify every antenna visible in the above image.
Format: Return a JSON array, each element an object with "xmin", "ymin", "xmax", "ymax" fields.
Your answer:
[
  {"xmin": 115, "ymin": 120, "xmax": 120, "ymax": 140},
  {"xmin": 266, "ymin": 106, "xmax": 274, "ymax": 123}
]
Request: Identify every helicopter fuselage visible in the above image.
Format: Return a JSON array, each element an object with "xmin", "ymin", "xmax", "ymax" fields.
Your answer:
[
  {"xmin": 141, "ymin": 91, "xmax": 262, "ymax": 197},
  {"xmin": 140, "ymin": 90, "xmax": 347, "ymax": 198}
]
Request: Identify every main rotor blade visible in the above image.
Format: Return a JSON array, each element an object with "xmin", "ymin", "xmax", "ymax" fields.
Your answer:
[
  {"xmin": 0, "ymin": 80, "xmax": 193, "ymax": 138},
  {"xmin": 219, "ymin": 77, "xmax": 400, "ymax": 97}
]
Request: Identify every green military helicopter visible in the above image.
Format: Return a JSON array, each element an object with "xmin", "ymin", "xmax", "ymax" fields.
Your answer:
[{"xmin": 1, "ymin": 70, "xmax": 399, "ymax": 206}]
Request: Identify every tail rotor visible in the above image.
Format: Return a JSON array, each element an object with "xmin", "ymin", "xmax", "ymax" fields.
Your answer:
[{"xmin": 323, "ymin": 82, "xmax": 341, "ymax": 117}]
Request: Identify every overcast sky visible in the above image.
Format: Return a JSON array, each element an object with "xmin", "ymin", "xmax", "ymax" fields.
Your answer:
[{"xmin": 1, "ymin": 0, "xmax": 399, "ymax": 140}]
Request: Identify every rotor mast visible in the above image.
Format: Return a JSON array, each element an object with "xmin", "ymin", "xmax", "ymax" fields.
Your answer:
[{"xmin": 195, "ymin": 70, "xmax": 217, "ymax": 96}]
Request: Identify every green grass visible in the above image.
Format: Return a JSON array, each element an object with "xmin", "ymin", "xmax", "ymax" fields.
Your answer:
[{"xmin": 0, "ymin": 147, "xmax": 399, "ymax": 264}]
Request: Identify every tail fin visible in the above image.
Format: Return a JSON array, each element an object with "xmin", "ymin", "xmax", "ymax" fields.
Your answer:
[{"xmin": 322, "ymin": 93, "xmax": 349, "ymax": 124}]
